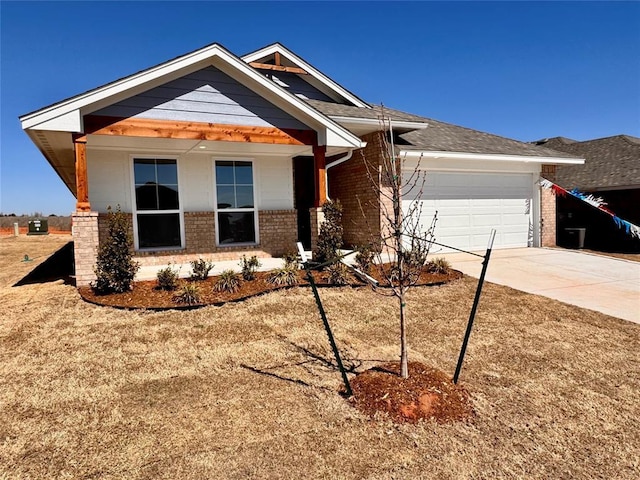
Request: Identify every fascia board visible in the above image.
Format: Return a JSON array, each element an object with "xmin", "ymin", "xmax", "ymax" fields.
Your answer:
[
  {"xmin": 399, "ymin": 150, "xmax": 585, "ymax": 165},
  {"xmin": 331, "ymin": 116, "xmax": 429, "ymax": 131},
  {"xmin": 241, "ymin": 43, "xmax": 371, "ymax": 109}
]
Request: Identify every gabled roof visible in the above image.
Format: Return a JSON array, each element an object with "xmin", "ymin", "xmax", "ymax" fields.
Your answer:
[
  {"xmin": 307, "ymin": 100, "xmax": 582, "ymax": 162},
  {"xmin": 242, "ymin": 43, "xmax": 370, "ymax": 109},
  {"xmin": 20, "ymin": 42, "xmax": 364, "ymax": 149},
  {"xmin": 535, "ymin": 135, "xmax": 640, "ymax": 190}
]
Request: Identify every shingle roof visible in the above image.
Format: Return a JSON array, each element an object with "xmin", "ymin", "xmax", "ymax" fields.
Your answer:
[
  {"xmin": 305, "ymin": 100, "xmax": 579, "ymax": 159},
  {"xmin": 535, "ymin": 135, "xmax": 640, "ymax": 190}
]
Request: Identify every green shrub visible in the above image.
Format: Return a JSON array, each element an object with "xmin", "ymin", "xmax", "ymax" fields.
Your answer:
[
  {"xmin": 316, "ymin": 199, "xmax": 343, "ymax": 264},
  {"xmin": 267, "ymin": 265, "xmax": 298, "ymax": 286},
  {"xmin": 354, "ymin": 245, "xmax": 374, "ymax": 273},
  {"xmin": 214, "ymin": 270, "xmax": 241, "ymax": 293},
  {"xmin": 173, "ymin": 283, "xmax": 202, "ymax": 305},
  {"xmin": 327, "ymin": 262, "xmax": 349, "ymax": 285},
  {"xmin": 426, "ymin": 257, "xmax": 451, "ymax": 274},
  {"xmin": 93, "ymin": 205, "xmax": 139, "ymax": 293},
  {"xmin": 157, "ymin": 264, "xmax": 180, "ymax": 291},
  {"xmin": 190, "ymin": 258, "xmax": 214, "ymax": 281},
  {"xmin": 239, "ymin": 255, "xmax": 261, "ymax": 281}
]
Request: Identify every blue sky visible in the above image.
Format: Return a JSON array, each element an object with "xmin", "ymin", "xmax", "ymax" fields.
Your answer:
[{"xmin": 1, "ymin": 1, "xmax": 639, "ymax": 215}]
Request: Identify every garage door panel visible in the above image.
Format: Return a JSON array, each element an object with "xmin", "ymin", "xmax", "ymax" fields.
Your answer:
[{"xmin": 403, "ymin": 171, "xmax": 534, "ymax": 252}]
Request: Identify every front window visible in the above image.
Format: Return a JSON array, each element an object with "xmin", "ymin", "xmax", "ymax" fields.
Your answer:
[
  {"xmin": 215, "ymin": 160, "xmax": 256, "ymax": 244},
  {"xmin": 133, "ymin": 158, "xmax": 182, "ymax": 249}
]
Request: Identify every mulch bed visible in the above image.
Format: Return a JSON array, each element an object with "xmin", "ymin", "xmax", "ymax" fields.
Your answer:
[
  {"xmin": 349, "ymin": 361, "xmax": 474, "ymax": 424},
  {"xmin": 78, "ymin": 266, "xmax": 462, "ymax": 310}
]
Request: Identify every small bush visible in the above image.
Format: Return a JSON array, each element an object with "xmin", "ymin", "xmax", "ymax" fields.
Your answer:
[
  {"xmin": 239, "ymin": 255, "xmax": 261, "ymax": 281},
  {"xmin": 355, "ymin": 245, "xmax": 374, "ymax": 273},
  {"xmin": 400, "ymin": 247, "xmax": 428, "ymax": 270},
  {"xmin": 93, "ymin": 205, "xmax": 139, "ymax": 294},
  {"xmin": 157, "ymin": 264, "xmax": 180, "ymax": 291},
  {"xmin": 214, "ymin": 270, "xmax": 241, "ymax": 293},
  {"xmin": 427, "ymin": 257, "xmax": 451, "ymax": 274},
  {"xmin": 282, "ymin": 252, "xmax": 300, "ymax": 269},
  {"xmin": 174, "ymin": 283, "xmax": 201, "ymax": 305},
  {"xmin": 190, "ymin": 258, "xmax": 214, "ymax": 281},
  {"xmin": 327, "ymin": 262, "xmax": 349, "ymax": 285},
  {"xmin": 316, "ymin": 199, "xmax": 343, "ymax": 264},
  {"xmin": 267, "ymin": 266, "xmax": 298, "ymax": 286}
]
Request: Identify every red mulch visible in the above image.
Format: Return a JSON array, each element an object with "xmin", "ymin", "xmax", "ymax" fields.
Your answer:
[
  {"xmin": 349, "ymin": 361, "xmax": 474, "ymax": 424},
  {"xmin": 78, "ymin": 266, "xmax": 462, "ymax": 310}
]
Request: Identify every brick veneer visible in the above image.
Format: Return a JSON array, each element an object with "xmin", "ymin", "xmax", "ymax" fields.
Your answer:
[
  {"xmin": 94, "ymin": 209, "xmax": 297, "ymax": 268},
  {"xmin": 540, "ymin": 164, "xmax": 557, "ymax": 247},
  {"xmin": 72, "ymin": 211, "xmax": 99, "ymax": 286},
  {"xmin": 328, "ymin": 131, "xmax": 384, "ymax": 248}
]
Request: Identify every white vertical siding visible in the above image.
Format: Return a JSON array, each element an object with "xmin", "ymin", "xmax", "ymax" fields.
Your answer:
[
  {"xmin": 87, "ymin": 150, "xmax": 132, "ymax": 212},
  {"xmin": 87, "ymin": 149, "xmax": 293, "ymax": 213}
]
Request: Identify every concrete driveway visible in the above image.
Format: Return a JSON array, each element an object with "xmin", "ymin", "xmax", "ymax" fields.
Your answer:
[{"xmin": 441, "ymin": 248, "xmax": 640, "ymax": 324}]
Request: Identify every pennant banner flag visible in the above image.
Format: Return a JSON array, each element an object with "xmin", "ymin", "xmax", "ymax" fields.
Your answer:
[{"xmin": 539, "ymin": 178, "xmax": 640, "ymax": 239}]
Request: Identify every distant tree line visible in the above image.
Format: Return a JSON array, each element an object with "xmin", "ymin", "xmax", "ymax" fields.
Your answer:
[{"xmin": 0, "ymin": 214, "xmax": 72, "ymax": 230}]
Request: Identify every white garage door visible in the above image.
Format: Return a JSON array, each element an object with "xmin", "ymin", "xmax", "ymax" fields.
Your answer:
[{"xmin": 402, "ymin": 171, "xmax": 534, "ymax": 252}]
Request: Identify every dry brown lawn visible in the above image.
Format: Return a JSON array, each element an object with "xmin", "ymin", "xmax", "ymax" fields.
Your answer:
[{"xmin": 1, "ymin": 236, "xmax": 639, "ymax": 479}]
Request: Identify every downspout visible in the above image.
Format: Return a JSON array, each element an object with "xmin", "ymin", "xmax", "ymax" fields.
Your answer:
[{"xmin": 324, "ymin": 149, "xmax": 353, "ymax": 200}]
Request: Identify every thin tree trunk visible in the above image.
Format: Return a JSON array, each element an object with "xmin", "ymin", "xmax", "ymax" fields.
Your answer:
[{"xmin": 399, "ymin": 292, "xmax": 408, "ymax": 378}]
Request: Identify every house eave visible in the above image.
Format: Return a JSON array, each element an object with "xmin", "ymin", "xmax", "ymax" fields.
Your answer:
[
  {"xmin": 330, "ymin": 116, "xmax": 429, "ymax": 132},
  {"xmin": 398, "ymin": 150, "xmax": 585, "ymax": 165},
  {"xmin": 241, "ymin": 43, "xmax": 371, "ymax": 109}
]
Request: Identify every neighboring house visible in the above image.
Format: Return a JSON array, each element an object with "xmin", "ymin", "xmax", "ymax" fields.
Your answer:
[
  {"xmin": 535, "ymin": 135, "xmax": 640, "ymax": 252},
  {"xmin": 20, "ymin": 42, "xmax": 583, "ymax": 286}
]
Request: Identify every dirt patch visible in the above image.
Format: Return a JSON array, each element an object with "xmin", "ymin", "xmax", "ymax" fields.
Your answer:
[
  {"xmin": 350, "ymin": 361, "xmax": 474, "ymax": 424},
  {"xmin": 79, "ymin": 267, "xmax": 462, "ymax": 309}
]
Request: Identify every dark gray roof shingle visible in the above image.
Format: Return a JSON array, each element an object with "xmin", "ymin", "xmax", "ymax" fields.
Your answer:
[
  {"xmin": 535, "ymin": 135, "xmax": 640, "ymax": 190},
  {"xmin": 305, "ymin": 100, "xmax": 579, "ymax": 159}
]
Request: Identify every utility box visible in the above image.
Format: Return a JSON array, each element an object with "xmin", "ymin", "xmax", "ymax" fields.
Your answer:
[
  {"xmin": 562, "ymin": 227, "xmax": 586, "ymax": 249},
  {"xmin": 27, "ymin": 219, "xmax": 49, "ymax": 235}
]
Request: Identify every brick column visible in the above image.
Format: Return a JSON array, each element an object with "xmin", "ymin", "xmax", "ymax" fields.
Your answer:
[
  {"xmin": 309, "ymin": 207, "xmax": 324, "ymax": 252},
  {"xmin": 72, "ymin": 211, "xmax": 99, "ymax": 286},
  {"xmin": 540, "ymin": 165, "xmax": 557, "ymax": 247}
]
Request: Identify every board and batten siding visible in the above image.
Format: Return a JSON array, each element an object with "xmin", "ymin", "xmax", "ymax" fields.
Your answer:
[
  {"xmin": 91, "ymin": 66, "xmax": 309, "ymax": 130},
  {"xmin": 86, "ymin": 150, "xmax": 294, "ymax": 214}
]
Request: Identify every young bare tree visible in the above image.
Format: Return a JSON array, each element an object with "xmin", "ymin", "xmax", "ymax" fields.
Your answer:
[{"xmin": 357, "ymin": 110, "xmax": 438, "ymax": 378}]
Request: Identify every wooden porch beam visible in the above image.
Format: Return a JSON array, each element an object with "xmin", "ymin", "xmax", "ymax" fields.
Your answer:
[
  {"xmin": 84, "ymin": 115, "xmax": 316, "ymax": 145},
  {"xmin": 248, "ymin": 62, "xmax": 308, "ymax": 75},
  {"xmin": 73, "ymin": 135, "xmax": 90, "ymax": 212},
  {"xmin": 313, "ymin": 143, "xmax": 327, "ymax": 207}
]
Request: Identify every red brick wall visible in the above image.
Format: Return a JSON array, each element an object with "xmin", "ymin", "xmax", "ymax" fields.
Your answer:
[
  {"xmin": 540, "ymin": 165, "xmax": 557, "ymax": 247},
  {"xmin": 96, "ymin": 209, "xmax": 297, "ymax": 267},
  {"xmin": 328, "ymin": 131, "xmax": 385, "ymax": 248}
]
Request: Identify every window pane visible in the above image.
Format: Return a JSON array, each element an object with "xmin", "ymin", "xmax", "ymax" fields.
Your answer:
[
  {"xmin": 234, "ymin": 162, "xmax": 253, "ymax": 185},
  {"xmin": 217, "ymin": 212, "xmax": 255, "ymax": 244},
  {"xmin": 236, "ymin": 186, "xmax": 254, "ymax": 208},
  {"xmin": 158, "ymin": 184, "xmax": 179, "ymax": 210},
  {"xmin": 134, "ymin": 160, "xmax": 156, "ymax": 184},
  {"xmin": 135, "ymin": 184, "xmax": 158, "ymax": 210},
  {"xmin": 156, "ymin": 160, "xmax": 178, "ymax": 185},
  {"xmin": 137, "ymin": 213, "xmax": 181, "ymax": 248},
  {"xmin": 216, "ymin": 161, "xmax": 235, "ymax": 185},
  {"xmin": 216, "ymin": 186, "xmax": 235, "ymax": 209}
]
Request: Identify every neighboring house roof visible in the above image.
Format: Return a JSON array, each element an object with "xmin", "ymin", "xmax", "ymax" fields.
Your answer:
[
  {"xmin": 534, "ymin": 135, "xmax": 640, "ymax": 190},
  {"xmin": 307, "ymin": 99, "xmax": 581, "ymax": 161}
]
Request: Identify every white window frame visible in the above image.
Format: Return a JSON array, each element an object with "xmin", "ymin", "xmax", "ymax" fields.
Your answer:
[
  {"xmin": 212, "ymin": 158, "xmax": 259, "ymax": 247},
  {"xmin": 130, "ymin": 155, "xmax": 185, "ymax": 251}
]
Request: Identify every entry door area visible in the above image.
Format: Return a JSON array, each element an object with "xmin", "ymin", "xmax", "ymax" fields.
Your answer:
[{"xmin": 402, "ymin": 171, "xmax": 535, "ymax": 252}]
